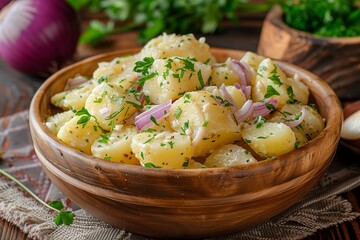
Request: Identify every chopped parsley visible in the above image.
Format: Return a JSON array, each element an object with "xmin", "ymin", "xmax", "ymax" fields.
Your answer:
[
  {"xmin": 180, "ymin": 120, "xmax": 190, "ymax": 135},
  {"xmin": 149, "ymin": 116, "xmax": 159, "ymax": 126},
  {"xmin": 126, "ymin": 100, "xmax": 143, "ymax": 109},
  {"xmin": 255, "ymin": 116, "xmax": 267, "ymax": 128},
  {"xmin": 202, "ymin": 120, "xmax": 209, "ymax": 127},
  {"xmin": 264, "ymin": 85, "xmax": 280, "ymax": 98},
  {"xmin": 174, "ymin": 107, "xmax": 183, "ymax": 119},
  {"xmin": 105, "ymin": 106, "xmax": 125, "ymax": 120},
  {"xmin": 269, "ymin": 65, "xmax": 283, "ymax": 86},
  {"xmin": 144, "ymin": 162, "xmax": 161, "ymax": 168},
  {"xmin": 244, "ymin": 139, "xmax": 252, "ymax": 143},
  {"xmin": 133, "ymin": 57, "xmax": 155, "ymax": 75},
  {"xmin": 286, "ymin": 86, "xmax": 296, "ymax": 104}
]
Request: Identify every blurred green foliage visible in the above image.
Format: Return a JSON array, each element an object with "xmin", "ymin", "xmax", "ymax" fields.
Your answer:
[
  {"xmin": 67, "ymin": 0, "xmax": 274, "ymax": 44},
  {"xmin": 281, "ymin": 0, "xmax": 360, "ymax": 37}
]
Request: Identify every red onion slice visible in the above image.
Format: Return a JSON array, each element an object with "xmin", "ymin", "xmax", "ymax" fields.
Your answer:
[
  {"xmin": 135, "ymin": 100, "xmax": 172, "ymax": 131},
  {"xmin": 253, "ymin": 98, "xmax": 278, "ymax": 117},
  {"xmin": 219, "ymin": 84, "xmax": 238, "ymax": 112},
  {"xmin": 283, "ymin": 107, "xmax": 306, "ymax": 128},
  {"xmin": 65, "ymin": 75, "xmax": 89, "ymax": 90},
  {"xmin": 228, "ymin": 59, "xmax": 252, "ymax": 87},
  {"xmin": 234, "ymin": 83, "xmax": 251, "ymax": 100},
  {"xmin": 234, "ymin": 100, "xmax": 254, "ymax": 123}
]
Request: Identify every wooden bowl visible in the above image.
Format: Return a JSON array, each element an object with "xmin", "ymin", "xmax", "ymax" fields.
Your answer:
[
  {"xmin": 29, "ymin": 48, "xmax": 342, "ymax": 239},
  {"xmin": 258, "ymin": 5, "xmax": 360, "ymax": 101}
]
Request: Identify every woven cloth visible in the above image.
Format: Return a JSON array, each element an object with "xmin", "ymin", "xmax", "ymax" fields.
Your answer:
[{"xmin": 0, "ymin": 110, "xmax": 359, "ymax": 240}]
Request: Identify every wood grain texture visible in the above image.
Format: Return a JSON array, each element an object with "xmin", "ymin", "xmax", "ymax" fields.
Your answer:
[
  {"xmin": 28, "ymin": 49, "xmax": 342, "ymax": 238},
  {"xmin": 257, "ymin": 5, "xmax": 360, "ymax": 101}
]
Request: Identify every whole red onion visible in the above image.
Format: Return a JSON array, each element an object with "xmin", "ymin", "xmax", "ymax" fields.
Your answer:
[{"xmin": 0, "ymin": 0, "xmax": 80, "ymax": 77}]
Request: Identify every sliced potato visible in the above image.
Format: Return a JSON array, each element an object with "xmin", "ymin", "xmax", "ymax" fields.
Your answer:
[
  {"xmin": 210, "ymin": 61, "xmax": 241, "ymax": 87},
  {"xmin": 85, "ymin": 82, "xmax": 140, "ymax": 131},
  {"xmin": 240, "ymin": 51, "xmax": 266, "ymax": 71},
  {"xmin": 204, "ymin": 144, "xmax": 257, "ymax": 167},
  {"xmin": 242, "ymin": 122, "xmax": 296, "ymax": 158},
  {"xmin": 46, "ymin": 110, "xmax": 75, "ymax": 135},
  {"xmin": 131, "ymin": 131, "xmax": 194, "ymax": 169},
  {"xmin": 270, "ymin": 104, "xmax": 325, "ymax": 142},
  {"xmin": 140, "ymin": 33, "xmax": 214, "ymax": 63},
  {"xmin": 57, "ymin": 115, "xmax": 102, "ymax": 154},
  {"xmin": 91, "ymin": 125, "xmax": 140, "ymax": 165},
  {"xmin": 142, "ymin": 57, "xmax": 212, "ymax": 104},
  {"xmin": 169, "ymin": 91, "xmax": 241, "ymax": 157},
  {"xmin": 252, "ymin": 58, "xmax": 289, "ymax": 108},
  {"xmin": 51, "ymin": 81, "xmax": 95, "ymax": 110}
]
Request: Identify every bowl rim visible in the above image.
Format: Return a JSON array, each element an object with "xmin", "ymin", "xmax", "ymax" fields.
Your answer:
[
  {"xmin": 267, "ymin": 5, "xmax": 360, "ymax": 43},
  {"xmin": 29, "ymin": 47, "xmax": 343, "ymax": 178}
]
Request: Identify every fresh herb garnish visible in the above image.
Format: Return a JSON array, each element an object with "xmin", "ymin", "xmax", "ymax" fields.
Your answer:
[
  {"xmin": 144, "ymin": 162, "xmax": 161, "ymax": 168},
  {"xmin": 268, "ymin": 65, "xmax": 283, "ymax": 86},
  {"xmin": 264, "ymin": 85, "xmax": 280, "ymax": 98},
  {"xmin": 134, "ymin": 57, "xmax": 155, "ymax": 76},
  {"xmin": 180, "ymin": 120, "xmax": 190, "ymax": 135},
  {"xmin": 174, "ymin": 107, "xmax": 183, "ymax": 120},
  {"xmin": 105, "ymin": 106, "xmax": 125, "ymax": 120},
  {"xmin": 281, "ymin": 0, "xmax": 360, "ymax": 38},
  {"xmin": 0, "ymin": 169, "xmax": 75, "ymax": 226}
]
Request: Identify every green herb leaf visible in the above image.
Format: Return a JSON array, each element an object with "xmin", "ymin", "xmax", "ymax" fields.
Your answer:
[
  {"xmin": 264, "ymin": 85, "xmax": 280, "ymax": 98},
  {"xmin": 144, "ymin": 162, "xmax": 161, "ymax": 168},
  {"xmin": 48, "ymin": 201, "xmax": 64, "ymax": 211},
  {"xmin": 0, "ymin": 169, "xmax": 75, "ymax": 227},
  {"xmin": 174, "ymin": 107, "xmax": 182, "ymax": 120},
  {"xmin": 134, "ymin": 57, "xmax": 155, "ymax": 75},
  {"xmin": 105, "ymin": 107, "xmax": 125, "ymax": 120},
  {"xmin": 54, "ymin": 211, "xmax": 75, "ymax": 226}
]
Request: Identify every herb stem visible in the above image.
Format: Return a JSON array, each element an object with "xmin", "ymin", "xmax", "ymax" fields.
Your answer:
[{"xmin": 0, "ymin": 169, "xmax": 60, "ymax": 213}]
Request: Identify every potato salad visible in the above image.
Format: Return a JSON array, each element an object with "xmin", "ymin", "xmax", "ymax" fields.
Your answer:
[{"xmin": 46, "ymin": 33, "xmax": 325, "ymax": 169}]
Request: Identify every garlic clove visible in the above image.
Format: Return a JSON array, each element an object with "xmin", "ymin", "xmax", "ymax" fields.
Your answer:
[{"xmin": 341, "ymin": 110, "xmax": 360, "ymax": 140}]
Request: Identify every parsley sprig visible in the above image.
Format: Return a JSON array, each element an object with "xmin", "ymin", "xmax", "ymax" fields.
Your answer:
[{"xmin": 0, "ymin": 169, "xmax": 75, "ymax": 226}]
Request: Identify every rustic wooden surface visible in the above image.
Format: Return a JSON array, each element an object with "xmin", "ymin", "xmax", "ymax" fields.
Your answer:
[
  {"xmin": 257, "ymin": 5, "xmax": 360, "ymax": 101},
  {"xmin": 1, "ymin": 24, "xmax": 360, "ymax": 239}
]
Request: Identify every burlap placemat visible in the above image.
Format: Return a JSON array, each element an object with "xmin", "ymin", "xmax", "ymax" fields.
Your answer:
[{"xmin": 1, "ymin": 111, "xmax": 359, "ymax": 240}]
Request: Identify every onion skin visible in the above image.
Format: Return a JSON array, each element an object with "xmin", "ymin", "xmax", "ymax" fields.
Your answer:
[
  {"xmin": 0, "ymin": 0, "xmax": 80, "ymax": 77},
  {"xmin": 0, "ymin": 0, "xmax": 11, "ymax": 9}
]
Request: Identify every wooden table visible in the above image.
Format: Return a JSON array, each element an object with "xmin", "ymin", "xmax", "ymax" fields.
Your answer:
[{"xmin": 1, "ymin": 24, "xmax": 360, "ymax": 239}]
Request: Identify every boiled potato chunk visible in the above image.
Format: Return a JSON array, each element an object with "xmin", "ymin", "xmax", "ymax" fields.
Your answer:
[
  {"xmin": 242, "ymin": 122, "xmax": 296, "ymax": 158},
  {"xmin": 93, "ymin": 55, "xmax": 140, "ymax": 90},
  {"xmin": 85, "ymin": 82, "xmax": 140, "ymax": 131},
  {"xmin": 284, "ymin": 75, "xmax": 309, "ymax": 105},
  {"xmin": 46, "ymin": 110, "xmax": 75, "ymax": 135},
  {"xmin": 131, "ymin": 131, "xmax": 194, "ymax": 169},
  {"xmin": 91, "ymin": 125, "xmax": 140, "ymax": 165},
  {"xmin": 252, "ymin": 58, "xmax": 289, "ymax": 108},
  {"xmin": 204, "ymin": 144, "xmax": 257, "ymax": 167},
  {"xmin": 271, "ymin": 104, "xmax": 325, "ymax": 142},
  {"xmin": 240, "ymin": 51, "xmax": 266, "ymax": 71},
  {"xmin": 142, "ymin": 57, "xmax": 211, "ymax": 104},
  {"xmin": 51, "ymin": 81, "xmax": 95, "ymax": 110},
  {"xmin": 169, "ymin": 91, "xmax": 242, "ymax": 157},
  {"xmin": 210, "ymin": 61, "xmax": 240, "ymax": 87},
  {"xmin": 57, "ymin": 115, "xmax": 102, "ymax": 154},
  {"xmin": 140, "ymin": 33, "xmax": 214, "ymax": 63}
]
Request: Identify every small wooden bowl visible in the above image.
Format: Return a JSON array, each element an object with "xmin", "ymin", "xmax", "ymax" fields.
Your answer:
[
  {"xmin": 258, "ymin": 5, "xmax": 360, "ymax": 101},
  {"xmin": 29, "ymin": 48, "xmax": 342, "ymax": 239}
]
